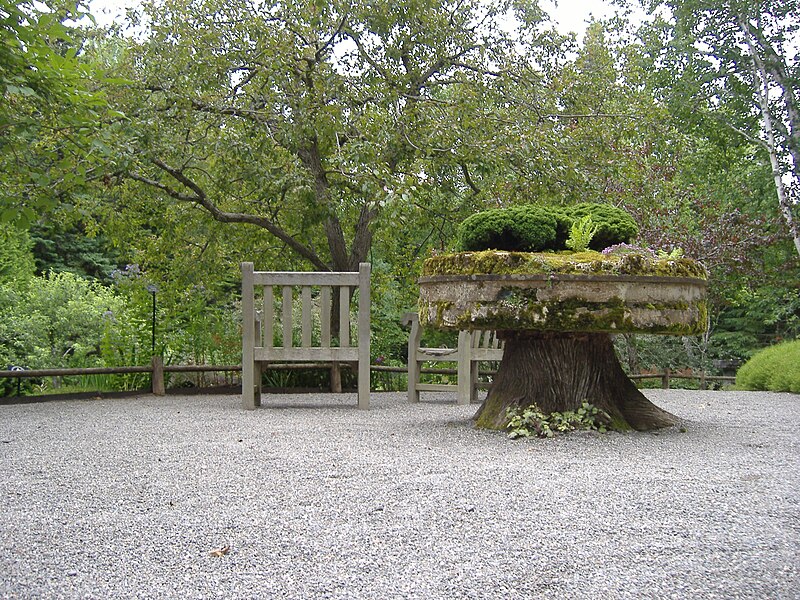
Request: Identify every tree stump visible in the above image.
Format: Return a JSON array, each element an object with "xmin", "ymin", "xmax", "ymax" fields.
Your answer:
[{"xmin": 474, "ymin": 331, "xmax": 677, "ymax": 430}]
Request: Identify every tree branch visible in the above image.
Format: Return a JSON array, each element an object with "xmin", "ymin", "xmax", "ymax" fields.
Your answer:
[
  {"xmin": 132, "ymin": 159, "xmax": 330, "ymax": 271},
  {"xmin": 460, "ymin": 163, "xmax": 481, "ymax": 194}
]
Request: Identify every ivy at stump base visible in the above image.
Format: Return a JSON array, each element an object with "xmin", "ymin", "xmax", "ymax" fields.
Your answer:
[{"xmin": 475, "ymin": 331, "xmax": 678, "ymax": 431}]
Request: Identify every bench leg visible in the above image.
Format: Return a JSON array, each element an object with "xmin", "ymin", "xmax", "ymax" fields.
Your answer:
[
  {"xmin": 255, "ymin": 362, "xmax": 262, "ymax": 407},
  {"xmin": 456, "ymin": 331, "xmax": 472, "ymax": 405},
  {"xmin": 242, "ymin": 358, "xmax": 256, "ymax": 410}
]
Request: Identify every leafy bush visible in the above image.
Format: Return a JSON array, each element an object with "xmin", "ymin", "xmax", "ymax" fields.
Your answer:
[
  {"xmin": 457, "ymin": 205, "xmax": 558, "ymax": 252},
  {"xmin": 457, "ymin": 203, "xmax": 638, "ymax": 253},
  {"xmin": 565, "ymin": 203, "xmax": 639, "ymax": 251},
  {"xmin": 506, "ymin": 401, "xmax": 610, "ymax": 438},
  {"xmin": 736, "ymin": 339, "xmax": 800, "ymax": 393}
]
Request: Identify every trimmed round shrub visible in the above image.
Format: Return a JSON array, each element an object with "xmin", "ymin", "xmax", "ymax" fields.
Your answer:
[
  {"xmin": 736, "ymin": 339, "xmax": 800, "ymax": 393},
  {"xmin": 457, "ymin": 205, "xmax": 558, "ymax": 252},
  {"xmin": 565, "ymin": 203, "xmax": 639, "ymax": 251},
  {"xmin": 456, "ymin": 202, "xmax": 638, "ymax": 253}
]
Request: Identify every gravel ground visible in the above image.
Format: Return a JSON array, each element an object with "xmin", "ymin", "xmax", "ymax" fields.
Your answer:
[{"xmin": 0, "ymin": 390, "xmax": 798, "ymax": 599}]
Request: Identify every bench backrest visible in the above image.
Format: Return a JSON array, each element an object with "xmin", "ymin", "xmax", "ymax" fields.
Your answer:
[
  {"xmin": 242, "ymin": 262, "xmax": 371, "ymax": 409},
  {"xmin": 403, "ymin": 312, "xmax": 503, "ymax": 405}
]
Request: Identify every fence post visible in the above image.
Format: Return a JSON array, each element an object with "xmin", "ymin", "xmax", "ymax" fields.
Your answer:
[
  {"xmin": 661, "ymin": 369, "xmax": 670, "ymax": 390},
  {"xmin": 151, "ymin": 355, "xmax": 165, "ymax": 396},
  {"xmin": 700, "ymin": 371, "xmax": 707, "ymax": 390}
]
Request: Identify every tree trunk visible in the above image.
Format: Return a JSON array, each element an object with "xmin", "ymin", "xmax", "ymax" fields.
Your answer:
[
  {"xmin": 740, "ymin": 18, "xmax": 800, "ymax": 258},
  {"xmin": 474, "ymin": 332, "xmax": 678, "ymax": 432}
]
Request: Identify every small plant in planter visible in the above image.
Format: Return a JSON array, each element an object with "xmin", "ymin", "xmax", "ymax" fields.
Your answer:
[{"xmin": 419, "ymin": 202, "xmax": 708, "ymax": 432}]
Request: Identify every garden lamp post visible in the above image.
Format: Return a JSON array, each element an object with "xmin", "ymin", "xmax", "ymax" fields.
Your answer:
[
  {"xmin": 146, "ymin": 284, "xmax": 158, "ymax": 355},
  {"xmin": 146, "ymin": 284, "xmax": 165, "ymax": 396}
]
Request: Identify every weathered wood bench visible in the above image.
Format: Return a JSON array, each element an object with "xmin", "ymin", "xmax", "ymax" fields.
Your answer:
[
  {"xmin": 242, "ymin": 263, "xmax": 371, "ymax": 410},
  {"xmin": 403, "ymin": 312, "xmax": 503, "ymax": 405}
]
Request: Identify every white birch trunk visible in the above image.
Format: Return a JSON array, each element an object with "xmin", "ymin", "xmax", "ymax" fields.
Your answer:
[{"xmin": 740, "ymin": 19, "xmax": 800, "ymax": 259}]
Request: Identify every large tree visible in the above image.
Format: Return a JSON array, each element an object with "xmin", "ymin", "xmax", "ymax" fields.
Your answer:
[{"xmin": 103, "ymin": 0, "xmax": 558, "ymax": 272}]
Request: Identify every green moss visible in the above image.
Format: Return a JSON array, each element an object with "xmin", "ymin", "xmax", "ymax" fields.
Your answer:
[
  {"xmin": 604, "ymin": 410, "xmax": 634, "ymax": 432},
  {"xmin": 423, "ymin": 250, "xmax": 708, "ymax": 280},
  {"xmin": 455, "ymin": 202, "xmax": 638, "ymax": 253},
  {"xmin": 421, "ymin": 295, "xmax": 707, "ymax": 335},
  {"xmin": 420, "ymin": 287, "xmax": 707, "ymax": 335}
]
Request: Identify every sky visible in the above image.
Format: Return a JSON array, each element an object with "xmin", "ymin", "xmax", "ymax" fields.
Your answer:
[{"xmin": 88, "ymin": 0, "xmax": 638, "ymax": 38}]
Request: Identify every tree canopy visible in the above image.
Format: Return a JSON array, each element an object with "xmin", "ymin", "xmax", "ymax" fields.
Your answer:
[
  {"xmin": 636, "ymin": 0, "xmax": 800, "ymax": 255},
  {"xmin": 0, "ymin": 0, "xmax": 109, "ymax": 225},
  {"xmin": 101, "ymin": 0, "xmax": 562, "ymax": 272},
  {"xmin": 0, "ymin": 0, "xmax": 797, "ymax": 386}
]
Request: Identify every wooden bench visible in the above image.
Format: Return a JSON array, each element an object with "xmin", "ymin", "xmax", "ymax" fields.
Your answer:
[
  {"xmin": 242, "ymin": 263, "xmax": 371, "ymax": 410},
  {"xmin": 403, "ymin": 312, "xmax": 503, "ymax": 405}
]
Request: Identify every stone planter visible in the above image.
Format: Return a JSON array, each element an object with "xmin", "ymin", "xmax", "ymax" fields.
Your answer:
[
  {"xmin": 419, "ymin": 272, "xmax": 707, "ymax": 335},
  {"xmin": 417, "ymin": 251, "xmax": 709, "ymax": 431}
]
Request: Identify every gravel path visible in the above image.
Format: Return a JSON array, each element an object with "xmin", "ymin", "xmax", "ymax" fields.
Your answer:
[{"xmin": 1, "ymin": 390, "xmax": 798, "ymax": 599}]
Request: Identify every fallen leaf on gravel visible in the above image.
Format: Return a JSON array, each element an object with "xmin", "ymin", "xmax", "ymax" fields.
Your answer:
[{"xmin": 209, "ymin": 545, "xmax": 230, "ymax": 557}]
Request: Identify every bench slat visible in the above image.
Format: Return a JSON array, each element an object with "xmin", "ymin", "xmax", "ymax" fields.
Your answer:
[
  {"xmin": 339, "ymin": 286, "xmax": 349, "ymax": 347},
  {"xmin": 263, "ymin": 286, "xmax": 273, "ymax": 348},
  {"xmin": 254, "ymin": 272, "xmax": 361, "ymax": 286},
  {"xmin": 417, "ymin": 383, "xmax": 457, "ymax": 392},
  {"xmin": 320, "ymin": 286, "xmax": 331, "ymax": 347},
  {"xmin": 255, "ymin": 347, "xmax": 359, "ymax": 362},
  {"xmin": 301, "ymin": 286, "xmax": 312, "ymax": 347},
  {"xmin": 282, "ymin": 286, "xmax": 292, "ymax": 348}
]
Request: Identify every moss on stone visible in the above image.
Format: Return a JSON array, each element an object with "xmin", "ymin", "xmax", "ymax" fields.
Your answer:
[
  {"xmin": 420, "ymin": 295, "xmax": 707, "ymax": 336},
  {"xmin": 423, "ymin": 250, "xmax": 708, "ymax": 280}
]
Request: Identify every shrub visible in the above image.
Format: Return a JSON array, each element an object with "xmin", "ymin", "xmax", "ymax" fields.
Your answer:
[
  {"xmin": 457, "ymin": 205, "xmax": 558, "ymax": 252},
  {"xmin": 457, "ymin": 202, "xmax": 638, "ymax": 253},
  {"xmin": 736, "ymin": 339, "xmax": 800, "ymax": 393},
  {"xmin": 565, "ymin": 203, "xmax": 639, "ymax": 251}
]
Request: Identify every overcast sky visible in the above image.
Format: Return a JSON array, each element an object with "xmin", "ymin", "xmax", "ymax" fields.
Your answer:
[{"xmin": 89, "ymin": 0, "xmax": 638, "ymax": 38}]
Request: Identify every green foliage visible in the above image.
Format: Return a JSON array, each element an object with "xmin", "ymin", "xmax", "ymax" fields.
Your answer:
[
  {"xmin": 565, "ymin": 203, "xmax": 639, "ymax": 251},
  {"xmin": 457, "ymin": 205, "xmax": 559, "ymax": 252},
  {"xmin": 29, "ymin": 222, "xmax": 123, "ymax": 280},
  {"xmin": 0, "ymin": 224, "xmax": 36, "ymax": 286},
  {"xmin": 640, "ymin": 0, "xmax": 800, "ymax": 257},
  {"xmin": 736, "ymin": 339, "xmax": 800, "ymax": 393},
  {"xmin": 565, "ymin": 215, "xmax": 599, "ymax": 252},
  {"xmin": 1, "ymin": 0, "xmax": 107, "ymax": 225},
  {"xmin": 456, "ymin": 203, "xmax": 638, "ymax": 253},
  {"xmin": 656, "ymin": 248, "xmax": 684, "ymax": 260},
  {"xmin": 506, "ymin": 401, "xmax": 610, "ymax": 439},
  {"xmin": 0, "ymin": 271, "xmax": 120, "ymax": 389},
  {"xmin": 96, "ymin": 0, "xmax": 554, "ymax": 273}
]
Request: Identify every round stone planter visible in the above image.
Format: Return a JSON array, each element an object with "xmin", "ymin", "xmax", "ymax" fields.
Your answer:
[
  {"xmin": 417, "ymin": 251, "xmax": 709, "ymax": 431},
  {"xmin": 419, "ymin": 271, "xmax": 707, "ymax": 335}
]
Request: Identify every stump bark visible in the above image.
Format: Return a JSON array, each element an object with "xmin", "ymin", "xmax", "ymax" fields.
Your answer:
[{"xmin": 474, "ymin": 331, "xmax": 678, "ymax": 431}]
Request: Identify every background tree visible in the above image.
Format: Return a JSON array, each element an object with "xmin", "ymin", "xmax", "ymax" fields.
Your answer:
[
  {"xmin": 0, "ymin": 0, "xmax": 108, "ymax": 226},
  {"xmin": 636, "ymin": 0, "xmax": 800, "ymax": 256}
]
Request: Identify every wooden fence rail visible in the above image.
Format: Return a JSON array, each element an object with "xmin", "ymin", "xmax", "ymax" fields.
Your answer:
[{"xmin": 0, "ymin": 362, "xmax": 736, "ymax": 395}]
